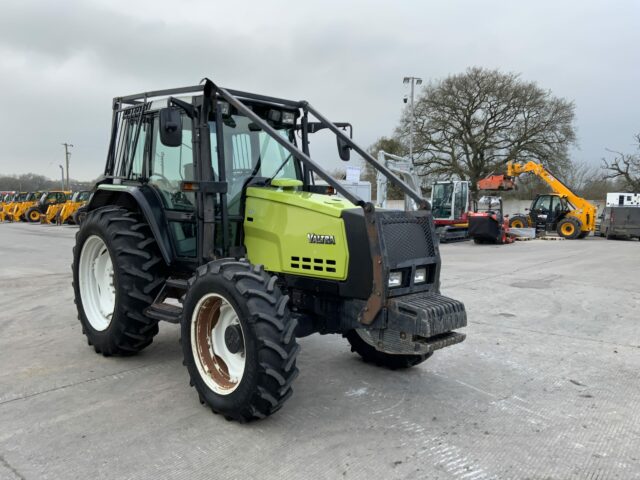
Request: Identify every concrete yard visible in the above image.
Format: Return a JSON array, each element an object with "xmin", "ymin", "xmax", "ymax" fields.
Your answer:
[{"xmin": 0, "ymin": 222, "xmax": 638, "ymax": 480}]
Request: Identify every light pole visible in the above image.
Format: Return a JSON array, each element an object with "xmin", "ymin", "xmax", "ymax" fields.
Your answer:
[
  {"xmin": 62, "ymin": 143, "xmax": 73, "ymax": 190},
  {"xmin": 58, "ymin": 165, "xmax": 65, "ymax": 190},
  {"xmin": 403, "ymin": 76, "xmax": 422, "ymax": 164}
]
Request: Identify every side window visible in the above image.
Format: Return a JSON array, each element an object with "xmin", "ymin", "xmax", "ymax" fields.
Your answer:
[
  {"xmin": 150, "ymin": 114, "xmax": 194, "ymax": 211},
  {"xmin": 114, "ymin": 116, "xmax": 149, "ymax": 180},
  {"xmin": 129, "ymin": 120, "xmax": 148, "ymax": 180}
]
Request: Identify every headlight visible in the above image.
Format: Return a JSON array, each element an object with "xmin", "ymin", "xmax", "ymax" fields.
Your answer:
[
  {"xmin": 388, "ymin": 271, "xmax": 402, "ymax": 288},
  {"xmin": 414, "ymin": 267, "xmax": 427, "ymax": 284}
]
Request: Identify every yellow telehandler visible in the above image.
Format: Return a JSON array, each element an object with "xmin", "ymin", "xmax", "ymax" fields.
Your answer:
[{"xmin": 488, "ymin": 161, "xmax": 596, "ymax": 239}]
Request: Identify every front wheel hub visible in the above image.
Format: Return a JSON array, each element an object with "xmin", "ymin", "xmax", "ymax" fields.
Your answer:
[{"xmin": 224, "ymin": 324, "xmax": 244, "ymax": 354}]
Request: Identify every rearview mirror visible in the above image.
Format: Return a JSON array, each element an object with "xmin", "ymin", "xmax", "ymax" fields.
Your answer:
[
  {"xmin": 337, "ymin": 137, "xmax": 351, "ymax": 161},
  {"xmin": 159, "ymin": 108, "xmax": 182, "ymax": 147}
]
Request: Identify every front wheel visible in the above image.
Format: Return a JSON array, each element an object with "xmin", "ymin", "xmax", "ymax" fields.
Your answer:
[
  {"xmin": 181, "ymin": 260, "xmax": 299, "ymax": 422},
  {"xmin": 25, "ymin": 207, "xmax": 41, "ymax": 223},
  {"xmin": 344, "ymin": 329, "xmax": 432, "ymax": 369}
]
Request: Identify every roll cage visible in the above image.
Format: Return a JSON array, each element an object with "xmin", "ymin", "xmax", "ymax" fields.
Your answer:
[{"xmin": 97, "ymin": 79, "xmax": 432, "ymax": 324}]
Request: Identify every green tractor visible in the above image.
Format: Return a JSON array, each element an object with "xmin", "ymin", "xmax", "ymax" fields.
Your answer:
[{"xmin": 72, "ymin": 80, "xmax": 467, "ymax": 422}]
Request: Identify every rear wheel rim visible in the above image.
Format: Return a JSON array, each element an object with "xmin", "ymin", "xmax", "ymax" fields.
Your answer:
[
  {"xmin": 79, "ymin": 235, "xmax": 115, "ymax": 331},
  {"xmin": 191, "ymin": 294, "xmax": 246, "ymax": 395},
  {"xmin": 512, "ymin": 220, "xmax": 523, "ymax": 228},
  {"xmin": 29, "ymin": 211, "xmax": 39, "ymax": 221}
]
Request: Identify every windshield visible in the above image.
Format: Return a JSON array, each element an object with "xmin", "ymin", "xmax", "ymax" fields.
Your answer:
[
  {"xmin": 431, "ymin": 183, "xmax": 453, "ymax": 219},
  {"xmin": 213, "ymin": 115, "xmax": 299, "ymax": 215}
]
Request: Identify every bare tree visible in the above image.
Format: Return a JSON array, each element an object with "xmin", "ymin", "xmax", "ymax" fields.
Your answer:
[
  {"xmin": 602, "ymin": 133, "xmax": 640, "ymax": 191},
  {"xmin": 397, "ymin": 67, "xmax": 576, "ymax": 193}
]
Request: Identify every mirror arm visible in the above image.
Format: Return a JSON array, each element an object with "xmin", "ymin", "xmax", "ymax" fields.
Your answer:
[{"xmin": 168, "ymin": 97, "xmax": 196, "ymax": 118}]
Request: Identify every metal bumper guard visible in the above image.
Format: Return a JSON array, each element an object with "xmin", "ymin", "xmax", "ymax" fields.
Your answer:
[{"xmin": 359, "ymin": 293, "xmax": 467, "ymax": 355}]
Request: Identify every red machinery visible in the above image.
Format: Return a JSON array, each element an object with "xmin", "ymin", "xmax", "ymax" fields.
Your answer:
[
  {"xmin": 468, "ymin": 196, "xmax": 513, "ymax": 244},
  {"xmin": 476, "ymin": 174, "xmax": 517, "ymax": 191}
]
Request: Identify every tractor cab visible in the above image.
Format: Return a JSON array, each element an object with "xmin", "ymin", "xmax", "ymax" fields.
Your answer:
[{"xmin": 528, "ymin": 194, "xmax": 570, "ymax": 231}]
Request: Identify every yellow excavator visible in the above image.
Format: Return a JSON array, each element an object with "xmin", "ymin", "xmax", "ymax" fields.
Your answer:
[{"xmin": 479, "ymin": 160, "xmax": 596, "ymax": 239}]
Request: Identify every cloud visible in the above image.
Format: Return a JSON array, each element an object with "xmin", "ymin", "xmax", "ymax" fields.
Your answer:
[{"xmin": 0, "ymin": 0, "xmax": 638, "ymax": 180}]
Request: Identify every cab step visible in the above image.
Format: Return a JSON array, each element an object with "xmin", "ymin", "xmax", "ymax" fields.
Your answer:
[{"xmin": 145, "ymin": 302, "xmax": 183, "ymax": 324}]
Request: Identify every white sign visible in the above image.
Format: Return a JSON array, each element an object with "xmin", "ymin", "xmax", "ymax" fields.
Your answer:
[{"xmin": 345, "ymin": 166, "xmax": 361, "ymax": 183}]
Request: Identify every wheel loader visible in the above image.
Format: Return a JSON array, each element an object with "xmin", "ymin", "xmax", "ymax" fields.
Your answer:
[{"xmin": 72, "ymin": 80, "xmax": 467, "ymax": 422}]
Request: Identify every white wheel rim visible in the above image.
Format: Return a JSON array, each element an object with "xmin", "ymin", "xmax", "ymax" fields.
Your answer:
[
  {"xmin": 79, "ymin": 235, "xmax": 115, "ymax": 331},
  {"xmin": 191, "ymin": 293, "xmax": 246, "ymax": 395}
]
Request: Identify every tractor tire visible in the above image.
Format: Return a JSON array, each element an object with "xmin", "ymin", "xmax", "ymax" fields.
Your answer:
[
  {"xmin": 344, "ymin": 329, "xmax": 433, "ymax": 369},
  {"xmin": 509, "ymin": 215, "xmax": 529, "ymax": 229},
  {"xmin": 72, "ymin": 207, "xmax": 166, "ymax": 356},
  {"xmin": 25, "ymin": 207, "xmax": 41, "ymax": 223},
  {"xmin": 181, "ymin": 259, "xmax": 299, "ymax": 422},
  {"xmin": 557, "ymin": 217, "xmax": 581, "ymax": 239},
  {"xmin": 74, "ymin": 210, "xmax": 87, "ymax": 226}
]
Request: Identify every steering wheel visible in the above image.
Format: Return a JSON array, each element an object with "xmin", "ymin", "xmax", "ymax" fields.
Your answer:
[{"xmin": 149, "ymin": 173, "xmax": 173, "ymax": 188}]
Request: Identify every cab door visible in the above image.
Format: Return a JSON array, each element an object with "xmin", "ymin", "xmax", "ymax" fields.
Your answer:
[
  {"xmin": 530, "ymin": 195, "xmax": 553, "ymax": 230},
  {"xmin": 547, "ymin": 196, "xmax": 569, "ymax": 229},
  {"xmin": 148, "ymin": 112, "xmax": 198, "ymax": 260}
]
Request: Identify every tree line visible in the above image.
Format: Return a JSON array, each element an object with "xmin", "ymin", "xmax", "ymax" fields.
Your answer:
[
  {"xmin": 0, "ymin": 173, "xmax": 95, "ymax": 192},
  {"xmin": 364, "ymin": 67, "xmax": 639, "ymax": 200}
]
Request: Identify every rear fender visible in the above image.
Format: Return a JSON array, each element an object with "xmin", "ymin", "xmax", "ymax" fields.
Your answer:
[{"xmin": 87, "ymin": 185, "xmax": 174, "ymax": 266}]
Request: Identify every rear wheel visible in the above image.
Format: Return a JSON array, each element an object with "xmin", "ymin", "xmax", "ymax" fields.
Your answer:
[
  {"xmin": 74, "ymin": 209, "xmax": 87, "ymax": 225},
  {"xmin": 72, "ymin": 207, "xmax": 166, "ymax": 355},
  {"xmin": 181, "ymin": 260, "xmax": 299, "ymax": 422},
  {"xmin": 557, "ymin": 217, "xmax": 581, "ymax": 239},
  {"xmin": 509, "ymin": 215, "xmax": 529, "ymax": 229},
  {"xmin": 344, "ymin": 329, "xmax": 432, "ymax": 369},
  {"xmin": 25, "ymin": 207, "xmax": 41, "ymax": 223}
]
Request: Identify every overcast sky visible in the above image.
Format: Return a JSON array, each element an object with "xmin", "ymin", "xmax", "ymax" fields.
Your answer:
[{"xmin": 0, "ymin": 0, "xmax": 638, "ymax": 181}]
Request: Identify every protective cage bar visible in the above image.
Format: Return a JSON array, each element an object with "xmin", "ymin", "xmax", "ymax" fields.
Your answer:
[{"xmin": 112, "ymin": 81, "xmax": 430, "ymax": 210}]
